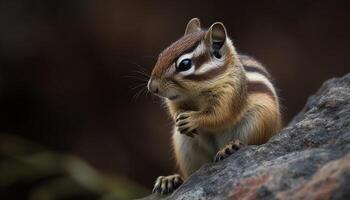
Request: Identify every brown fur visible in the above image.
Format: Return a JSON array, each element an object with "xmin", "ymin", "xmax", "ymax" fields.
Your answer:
[
  {"xmin": 240, "ymin": 55, "xmax": 271, "ymax": 78},
  {"xmin": 244, "ymin": 65, "xmax": 272, "ymax": 80},
  {"xmin": 247, "ymin": 81, "xmax": 276, "ymax": 100},
  {"xmin": 151, "ymin": 31, "xmax": 205, "ymax": 78},
  {"xmin": 243, "ymin": 93, "xmax": 281, "ymax": 144},
  {"xmin": 193, "ymin": 51, "xmax": 210, "ymax": 70},
  {"xmin": 149, "ymin": 19, "xmax": 282, "ymax": 192}
]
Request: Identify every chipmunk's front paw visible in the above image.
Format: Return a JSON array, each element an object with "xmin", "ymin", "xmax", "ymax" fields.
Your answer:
[
  {"xmin": 152, "ymin": 174, "xmax": 183, "ymax": 195},
  {"xmin": 214, "ymin": 140, "xmax": 245, "ymax": 162},
  {"xmin": 176, "ymin": 111, "xmax": 198, "ymax": 138}
]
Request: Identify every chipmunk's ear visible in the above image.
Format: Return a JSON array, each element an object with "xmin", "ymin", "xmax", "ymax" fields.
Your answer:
[
  {"xmin": 205, "ymin": 22, "xmax": 227, "ymax": 58},
  {"xmin": 184, "ymin": 18, "xmax": 201, "ymax": 35}
]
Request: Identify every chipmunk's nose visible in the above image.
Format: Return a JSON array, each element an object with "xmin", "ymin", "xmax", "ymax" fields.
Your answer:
[{"xmin": 147, "ymin": 79, "xmax": 159, "ymax": 94}]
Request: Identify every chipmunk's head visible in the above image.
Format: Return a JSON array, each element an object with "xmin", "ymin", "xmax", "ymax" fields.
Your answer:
[{"xmin": 148, "ymin": 18, "xmax": 236, "ymax": 102}]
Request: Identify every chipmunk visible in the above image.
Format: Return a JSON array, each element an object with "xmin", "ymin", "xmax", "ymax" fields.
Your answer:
[{"xmin": 147, "ymin": 18, "xmax": 282, "ymax": 195}]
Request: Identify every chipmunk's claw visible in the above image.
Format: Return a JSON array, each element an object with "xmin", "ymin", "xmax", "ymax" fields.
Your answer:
[
  {"xmin": 214, "ymin": 140, "xmax": 245, "ymax": 162},
  {"xmin": 152, "ymin": 174, "xmax": 183, "ymax": 195},
  {"xmin": 176, "ymin": 112, "xmax": 198, "ymax": 137}
]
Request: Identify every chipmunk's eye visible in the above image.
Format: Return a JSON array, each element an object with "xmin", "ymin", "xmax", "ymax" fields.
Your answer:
[{"xmin": 176, "ymin": 59, "xmax": 192, "ymax": 72}]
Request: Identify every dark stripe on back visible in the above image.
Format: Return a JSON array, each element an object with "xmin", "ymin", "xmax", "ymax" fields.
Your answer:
[
  {"xmin": 244, "ymin": 65, "xmax": 271, "ymax": 79},
  {"xmin": 239, "ymin": 54, "xmax": 272, "ymax": 80},
  {"xmin": 239, "ymin": 54, "xmax": 256, "ymax": 62},
  {"xmin": 247, "ymin": 81, "xmax": 275, "ymax": 100}
]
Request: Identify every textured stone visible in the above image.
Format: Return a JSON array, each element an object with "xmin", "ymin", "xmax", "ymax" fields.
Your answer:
[{"xmin": 141, "ymin": 73, "xmax": 350, "ymax": 200}]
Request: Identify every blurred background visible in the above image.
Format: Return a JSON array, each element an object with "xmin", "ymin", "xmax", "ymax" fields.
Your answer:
[{"xmin": 1, "ymin": 0, "xmax": 349, "ymax": 199}]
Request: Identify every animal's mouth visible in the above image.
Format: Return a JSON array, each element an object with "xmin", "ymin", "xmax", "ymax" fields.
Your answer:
[{"xmin": 168, "ymin": 95, "xmax": 180, "ymax": 100}]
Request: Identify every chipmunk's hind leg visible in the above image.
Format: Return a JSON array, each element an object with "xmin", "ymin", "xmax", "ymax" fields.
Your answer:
[
  {"xmin": 152, "ymin": 174, "xmax": 183, "ymax": 195},
  {"xmin": 214, "ymin": 140, "xmax": 245, "ymax": 162}
]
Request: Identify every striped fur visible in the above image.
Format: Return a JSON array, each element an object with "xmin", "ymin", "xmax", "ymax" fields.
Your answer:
[
  {"xmin": 149, "ymin": 19, "xmax": 282, "ymax": 184},
  {"xmin": 151, "ymin": 31, "xmax": 205, "ymax": 79},
  {"xmin": 241, "ymin": 55, "xmax": 277, "ymax": 99}
]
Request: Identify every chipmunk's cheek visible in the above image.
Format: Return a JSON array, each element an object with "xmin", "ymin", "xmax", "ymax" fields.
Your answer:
[{"xmin": 166, "ymin": 90, "xmax": 182, "ymax": 101}]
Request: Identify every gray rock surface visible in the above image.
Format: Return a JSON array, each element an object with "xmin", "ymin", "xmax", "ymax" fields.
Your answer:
[{"xmin": 141, "ymin": 73, "xmax": 350, "ymax": 200}]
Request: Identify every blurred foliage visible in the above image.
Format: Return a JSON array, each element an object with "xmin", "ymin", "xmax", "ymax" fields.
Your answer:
[{"xmin": 0, "ymin": 133, "xmax": 148, "ymax": 200}]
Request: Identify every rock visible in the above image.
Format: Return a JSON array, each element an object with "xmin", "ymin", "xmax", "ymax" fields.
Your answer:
[{"xmin": 140, "ymin": 73, "xmax": 350, "ymax": 200}]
